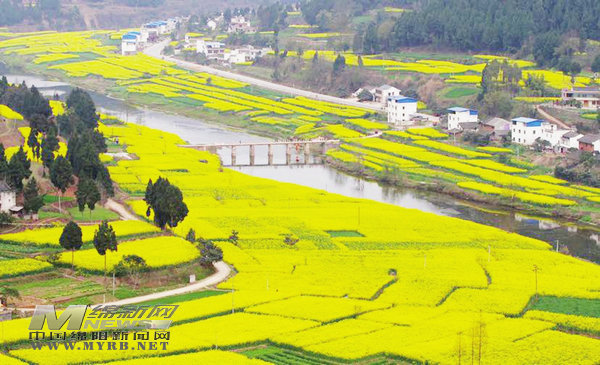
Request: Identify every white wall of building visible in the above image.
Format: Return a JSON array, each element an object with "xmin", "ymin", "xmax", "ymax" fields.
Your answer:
[
  {"xmin": 388, "ymin": 97, "xmax": 418, "ymax": 126},
  {"xmin": 0, "ymin": 191, "xmax": 15, "ymax": 213},
  {"xmin": 447, "ymin": 108, "xmax": 478, "ymax": 130},
  {"xmin": 511, "ymin": 118, "xmax": 548, "ymax": 145},
  {"xmin": 121, "ymin": 40, "xmax": 137, "ymax": 55}
]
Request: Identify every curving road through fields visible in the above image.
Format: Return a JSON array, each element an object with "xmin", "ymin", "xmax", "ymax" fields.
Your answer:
[{"xmin": 144, "ymin": 40, "xmax": 385, "ymax": 113}]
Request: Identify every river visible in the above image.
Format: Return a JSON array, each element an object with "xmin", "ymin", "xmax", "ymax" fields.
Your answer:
[{"xmin": 4, "ymin": 71, "xmax": 600, "ymax": 264}]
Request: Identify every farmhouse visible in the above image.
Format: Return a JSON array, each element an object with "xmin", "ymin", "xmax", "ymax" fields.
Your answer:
[
  {"xmin": 510, "ymin": 117, "xmax": 551, "ymax": 145},
  {"xmin": 207, "ymin": 19, "xmax": 218, "ymax": 30},
  {"xmin": 578, "ymin": 134, "xmax": 600, "ymax": 153},
  {"xmin": 373, "ymin": 85, "xmax": 401, "ymax": 106},
  {"xmin": 227, "ymin": 16, "xmax": 256, "ymax": 33},
  {"xmin": 0, "ymin": 181, "xmax": 16, "ymax": 214},
  {"xmin": 481, "ymin": 117, "xmax": 510, "ymax": 133},
  {"xmin": 447, "ymin": 107, "xmax": 478, "ymax": 130},
  {"xmin": 560, "ymin": 131, "xmax": 584, "ymax": 151},
  {"xmin": 387, "ymin": 95, "xmax": 418, "ymax": 126},
  {"xmin": 196, "ymin": 39, "xmax": 225, "ymax": 59},
  {"xmin": 562, "ymin": 86, "xmax": 600, "ymax": 110},
  {"xmin": 225, "ymin": 46, "xmax": 269, "ymax": 64},
  {"xmin": 121, "ymin": 32, "xmax": 140, "ymax": 55}
]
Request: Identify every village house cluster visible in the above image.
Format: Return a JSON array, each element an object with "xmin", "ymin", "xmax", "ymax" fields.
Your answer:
[
  {"xmin": 120, "ymin": 17, "xmax": 184, "ymax": 55},
  {"xmin": 119, "ymin": 12, "xmax": 270, "ymax": 66},
  {"xmin": 443, "ymin": 106, "xmax": 600, "ymax": 154}
]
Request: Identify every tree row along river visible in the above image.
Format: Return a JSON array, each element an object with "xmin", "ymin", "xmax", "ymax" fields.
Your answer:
[{"xmin": 4, "ymin": 71, "xmax": 600, "ymax": 264}]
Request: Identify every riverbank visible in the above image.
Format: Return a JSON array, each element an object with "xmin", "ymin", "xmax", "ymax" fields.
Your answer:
[
  {"xmin": 6, "ymin": 54, "xmax": 597, "ymax": 225},
  {"xmin": 2, "ymin": 54, "xmax": 600, "ymax": 264}
]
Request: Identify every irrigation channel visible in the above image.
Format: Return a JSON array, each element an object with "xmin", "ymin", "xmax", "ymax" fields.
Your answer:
[{"xmin": 4, "ymin": 71, "xmax": 600, "ymax": 264}]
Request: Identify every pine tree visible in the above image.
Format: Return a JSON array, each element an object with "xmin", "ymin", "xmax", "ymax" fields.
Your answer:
[
  {"xmin": 49, "ymin": 156, "xmax": 74, "ymax": 213},
  {"xmin": 76, "ymin": 178, "xmax": 101, "ymax": 218},
  {"xmin": 41, "ymin": 127, "xmax": 59, "ymax": 172},
  {"xmin": 23, "ymin": 178, "xmax": 44, "ymax": 215},
  {"xmin": 6, "ymin": 146, "xmax": 31, "ymax": 190},
  {"xmin": 93, "ymin": 220, "xmax": 117, "ymax": 284},
  {"xmin": 59, "ymin": 221, "xmax": 83, "ymax": 269}
]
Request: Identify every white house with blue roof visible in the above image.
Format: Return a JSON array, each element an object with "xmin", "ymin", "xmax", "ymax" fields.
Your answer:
[
  {"xmin": 447, "ymin": 107, "xmax": 478, "ymax": 130},
  {"xmin": 387, "ymin": 95, "xmax": 418, "ymax": 126},
  {"xmin": 510, "ymin": 117, "xmax": 551, "ymax": 145},
  {"xmin": 121, "ymin": 32, "xmax": 140, "ymax": 55}
]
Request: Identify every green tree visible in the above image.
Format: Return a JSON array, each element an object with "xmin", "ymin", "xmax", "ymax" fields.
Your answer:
[
  {"xmin": 6, "ymin": 146, "xmax": 31, "ymax": 190},
  {"xmin": 185, "ymin": 228, "xmax": 196, "ymax": 242},
  {"xmin": 357, "ymin": 55, "xmax": 364, "ymax": 67},
  {"xmin": 59, "ymin": 221, "xmax": 83, "ymax": 269},
  {"xmin": 0, "ymin": 286, "xmax": 19, "ymax": 307},
  {"xmin": 228, "ymin": 230, "xmax": 239, "ymax": 245},
  {"xmin": 41, "ymin": 127, "xmax": 59, "ymax": 172},
  {"xmin": 591, "ymin": 54, "xmax": 600, "ymax": 74},
  {"xmin": 93, "ymin": 220, "xmax": 118, "ymax": 283},
  {"xmin": 199, "ymin": 240, "xmax": 223, "ymax": 266},
  {"xmin": 114, "ymin": 255, "xmax": 146, "ymax": 288},
  {"xmin": 49, "ymin": 156, "xmax": 73, "ymax": 213},
  {"xmin": 23, "ymin": 177, "xmax": 44, "ymax": 215},
  {"xmin": 481, "ymin": 91, "xmax": 513, "ymax": 119},
  {"xmin": 76, "ymin": 178, "xmax": 101, "ymax": 218},
  {"xmin": 27, "ymin": 129, "xmax": 41, "ymax": 160},
  {"xmin": 144, "ymin": 177, "xmax": 188, "ymax": 230},
  {"xmin": 0, "ymin": 144, "xmax": 8, "ymax": 180},
  {"xmin": 332, "ymin": 54, "xmax": 346, "ymax": 75},
  {"xmin": 66, "ymin": 88, "xmax": 99, "ymax": 130}
]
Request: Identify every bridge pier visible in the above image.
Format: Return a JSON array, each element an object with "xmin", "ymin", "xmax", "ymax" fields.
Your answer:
[
  {"xmin": 304, "ymin": 143, "xmax": 310, "ymax": 164},
  {"xmin": 268, "ymin": 144, "xmax": 273, "ymax": 165},
  {"xmin": 231, "ymin": 146, "xmax": 236, "ymax": 165},
  {"xmin": 286, "ymin": 144, "xmax": 292, "ymax": 165},
  {"xmin": 249, "ymin": 145, "xmax": 256, "ymax": 166}
]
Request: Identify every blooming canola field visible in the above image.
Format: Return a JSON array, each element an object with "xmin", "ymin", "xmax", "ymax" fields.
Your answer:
[
  {"xmin": 1, "ymin": 120, "xmax": 598, "ymax": 364},
  {"xmin": 0, "ymin": 30, "xmax": 599, "ymax": 365}
]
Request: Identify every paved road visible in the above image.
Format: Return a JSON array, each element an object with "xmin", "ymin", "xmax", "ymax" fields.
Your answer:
[
  {"xmin": 144, "ymin": 40, "xmax": 385, "ymax": 113},
  {"xmin": 102, "ymin": 261, "xmax": 232, "ymax": 306}
]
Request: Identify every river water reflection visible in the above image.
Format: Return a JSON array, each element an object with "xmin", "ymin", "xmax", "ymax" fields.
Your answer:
[{"xmin": 4, "ymin": 70, "xmax": 599, "ymax": 263}]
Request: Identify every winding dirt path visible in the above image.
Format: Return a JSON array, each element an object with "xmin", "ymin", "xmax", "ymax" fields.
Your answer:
[
  {"xmin": 104, "ymin": 198, "xmax": 140, "ymax": 221},
  {"xmin": 102, "ymin": 261, "xmax": 232, "ymax": 306},
  {"xmin": 536, "ymin": 105, "xmax": 570, "ymax": 129}
]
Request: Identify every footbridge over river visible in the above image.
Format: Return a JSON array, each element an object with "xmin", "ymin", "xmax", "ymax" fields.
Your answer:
[{"xmin": 179, "ymin": 139, "xmax": 341, "ymax": 166}]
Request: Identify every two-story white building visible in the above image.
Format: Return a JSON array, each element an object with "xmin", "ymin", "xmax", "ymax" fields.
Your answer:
[
  {"xmin": 121, "ymin": 32, "xmax": 139, "ymax": 55},
  {"xmin": 562, "ymin": 86, "xmax": 600, "ymax": 110},
  {"xmin": 374, "ymin": 85, "xmax": 401, "ymax": 107},
  {"xmin": 511, "ymin": 117, "xmax": 551, "ymax": 145},
  {"xmin": 387, "ymin": 95, "xmax": 418, "ymax": 126},
  {"xmin": 196, "ymin": 39, "xmax": 225, "ymax": 59},
  {"xmin": 447, "ymin": 107, "xmax": 478, "ymax": 130}
]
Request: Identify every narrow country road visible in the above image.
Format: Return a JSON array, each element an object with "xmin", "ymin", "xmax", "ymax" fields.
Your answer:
[
  {"xmin": 144, "ymin": 40, "xmax": 385, "ymax": 113},
  {"xmin": 14, "ymin": 261, "xmax": 232, "ymax": 312},
  {"xmin": 536, "ymin": 105, "xmax": 570, "ymax": 129},
  {"xmin": 102, "ymin": 261, "xmax": 232, "ymax": 306},
  {"xmin": 104, "ymin": 198, "xmax": 140, "ymax": 221}
]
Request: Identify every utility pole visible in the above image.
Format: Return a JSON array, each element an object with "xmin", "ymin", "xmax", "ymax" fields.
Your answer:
[
  {"xmin": 533, "ymin": 264, "xmax": 540, "ymax": 298},
  {"xmin": 231, "ymin": 275, "xmax": 235, "ymax": 314}
]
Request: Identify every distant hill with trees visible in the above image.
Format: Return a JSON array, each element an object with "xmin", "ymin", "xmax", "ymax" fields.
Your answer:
[{"xmin": 357, "ymin": 0, "xmax": 600, "ymax": 60}]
